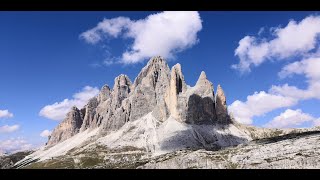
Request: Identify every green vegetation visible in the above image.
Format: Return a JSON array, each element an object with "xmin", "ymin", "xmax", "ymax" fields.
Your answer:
[{"xmin": 24, "ymin": 157, "xmax": 75, "ymax": 169}]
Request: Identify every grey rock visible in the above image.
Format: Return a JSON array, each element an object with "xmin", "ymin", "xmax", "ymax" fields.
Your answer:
[
  {"xmin": 111, "ymin": 74, "xmax": 132, "ymax": 110},
  {"xmin": 164, "ymin": 63, "xmax": 187, "ymax": 121},
  {"xmin": 101, "ymin": 74, "xmax": 132, "ymax": 132},
  {"xmin": 131, "ymin": 56, "xmax": 171, "ymax": 122},
  {"xmin": 215, "ymin": 84, "xmax": 228, "ymax": 124},
  {"xmin": 47, "ymin": 106, "xmax": 84, "ymax": 146},
  {"xmin": 46, "ymin": 56, "xmax": 230, "ymax": 146},
  {"xmin": 80, "ymin": 97, "xmax": 99, "ymax": 132},
  {"xmin": 97, "ymin": 84, "xmax": 111, "ymax": 103},
  {"xmin": 139, "ymin": 130, "xmax": 320, "ymax": 169},
  {"xmin": 186, "ymin": 71, "xmax": 217, "ymax": 124}
]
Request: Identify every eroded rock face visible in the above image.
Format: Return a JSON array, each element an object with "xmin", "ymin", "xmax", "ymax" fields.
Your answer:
[
  {"xmin": 47, "ymin": 56, "xmax": 231, "ymax": 146},
  {"xmin": 164, "ymin": 63, "xmax": 187, "ymax": 121},
  {"xmin": 215, "ymin": 85, "xmax": 229, "ymax": 124},
  {"xmin": 186, "ymin": 71, "xmax": 216, "ymax": 124},
  {"xmin": 80, "ymin": 97, "xmax": 98, "ymax": 132},
  {"xmin": 131, "ymin": 56, "xmax": 171, "ymax": 122},
  {"xmin": 97, "ymin": 85, "xmax": 111, "ymax": 103},
  {"xmin": 47, "ymin": 106, "xmax": 84, "ymax": 146},
  {"xmin": 101, "ymin": 74, "xmax": 132, "ymax": 132}
]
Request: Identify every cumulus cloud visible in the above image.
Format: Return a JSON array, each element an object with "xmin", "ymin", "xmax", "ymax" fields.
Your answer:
[
  {"xmin": 279, "ymin": 57, "xmax": 320, "ymax": 80},
  {"xmin": 314, "ymin": 118, "xmax": 320, "ymax": 127},
  {"xmin": 40, "ymin": 130, "xmax": 52, "ymax": 138},
  {"xmin": 0, "ymin": 109, "xmax": 13, "ymax": 118},
  {"xmin": 39, "ymin": 86, "xmax": 99, "ymax": 121},
  {"xmin": 0, "ymin": 138, "xmax": 33, "ymax": 154},
  {"xmin": 80, "ymin": 11, "xmax": 202, "ymax": 64},
  {"xmin": 228, "ymin": 91, "xmax": 297, "ymax": 124},
  {"xmin": 233, "ymin": 15, "xmax": 320, "ymax": 73},
  {"xmin": 230, "ymin": 15, "xmax": 320, "ymax": 128},
  {"xmin": 265, "ymin": 109, "xmax": 316, "ymax": 128},
  {"xmin": 0, "ymin": 124, "xmax": 19, "ymax": 133},
  {"xmin": 272, "ymin": 57, "xmax": 320, "ymax": 100}
]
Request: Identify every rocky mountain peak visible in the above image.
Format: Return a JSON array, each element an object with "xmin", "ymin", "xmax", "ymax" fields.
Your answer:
[
  {"xmin": 114, "ymin": 74, "xmax": 132, "ymax": 89},
  {"xmin": 71, "ymin": 106, "xmax": 79, "ymax": 111},
  {"xmin": 47, "ymin": 56, "xmax": 232, "ymax": 147},
  {"xmin": 195, "ymin": 71, "xmax": 213, "ymax": 91},
  {"xmin": 47, "ymin": 106, "xmax": 84, "ymax": 146},
  {"xmin": 196, "ymin": 71, "xmax": 208, "ymax": 85},
  {"xmin": 215, "ymin": 84, "xmax": 228, "ymax": 123},
  {"xmin": 133, "ymin": 56, "xmax": 170, "ymax": 89},
  {"xmin": 97, "ymin": 84, "xmax": 111, "ymax": 103},
  {"xmin": 170, "ymin": 63, "xmax": 187, "ymax": 94},
  {"xmin": 199, "ymin": 71, "xmax": 207, "ymax": 79}
]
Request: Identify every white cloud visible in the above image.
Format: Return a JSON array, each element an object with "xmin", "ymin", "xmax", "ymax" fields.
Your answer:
[
  {"xmin": 81, "ymin": 17, "xmax": 131, "ymax": 44},
  {"xmin": 231, "ymin": 15, "xmax": 320, "ymax": 128},
  {"xmin": 272, "ymin": 57, "xmax": 320, "ymax": 100},
  {"xmin": 228, "ymin": 91, "xmax": 297, "ymax": 124},
  {"xmin": 0, "ymin": 138, "xmax": 33, "ymax": 154},
  {"xmin": 39, "ymin": 86, "xmax": 99, "ymax": 121},
  {"xmin": 40, "ymin": 130, "xmax": 52, "ymax": 138},
  {"xmin": 313, "ymin": 118, "xmax": 320, "ymax": 127},
  {"xmin": 258, "ymin": 27, "xmax": 265, "ymax": 36},
  {"xmin": 279, "ymin": 57, "xmax": 320, "ymax": 80},
  {"xmin": 0, "ymin": 109, "xmax": 13, "ymax": 118},
  {"xmin": 265, "ymin": 109, "xmax": 315, "ymax": 128},
  {"xmin": 0, "ymin": 124, "xmax": 19, "ymax": 133},
  {"xmin": 233, "ymin": 15, "xmax": 320, "ymax": 73},
  {"xmin": 80, "ymin": 11, "xmax": 202, "ymax": 64}
]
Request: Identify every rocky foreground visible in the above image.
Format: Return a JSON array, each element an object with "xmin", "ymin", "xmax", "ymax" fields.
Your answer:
[{"xmin": 8, "ymin": 129, "xmax": 320, "ymax": 169}]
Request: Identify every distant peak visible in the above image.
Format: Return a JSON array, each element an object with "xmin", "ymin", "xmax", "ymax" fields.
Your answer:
[
  {"xmin": 114, "ymin": 74, "xmax": 132, "ymax": 86},
  {"xmin": 196, "ymin": 71, "xmax": 212, "ymax": 88},
  {"xmin": 146, "ymin": 56, "xmax": 167, "ymax": 66},
  {"xmin": 199, "ymin": 71, "xmax": 207, "ymax": 80},
  {"xmin": 101, "ymin": 84, "xmax": 110, "ymax": 90},
  {"xmin": 71, "ymin": 106, "xmax": 79, "ymax": 111}
]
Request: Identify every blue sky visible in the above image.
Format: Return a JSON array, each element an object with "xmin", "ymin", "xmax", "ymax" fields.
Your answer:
[{"xmin": 1, "ymin": 11, "xmax": 320, "ymax": 153}]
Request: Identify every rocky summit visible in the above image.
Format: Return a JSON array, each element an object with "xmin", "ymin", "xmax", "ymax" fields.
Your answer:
[
  {"xmin": 47, "ymin": 56, "xmax": 233, "ymax": 148},
  {"xmin": 12, "ymin": 56, "xmax": 320, "ymax": 169}
]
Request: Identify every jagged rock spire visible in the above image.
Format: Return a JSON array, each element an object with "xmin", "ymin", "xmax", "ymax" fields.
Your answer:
[
  {"xmin": 97, "ymin": 84, "xmax": 111, "ymax": 103},
  {"xmin": 80, "ymin": 97, "xmax": 98, "ymax": 132},
  {"xmin": 111, "ymin": 74, "xmax": 132, "ymax": 109},
  {"xmin": 129, "ymin": 56, "xmax": 171, "ymax": 122},
  {"xmin": 195, "ymin": 71, "xmax": 214, "ymax": 95},
  {"xmin": 164, "ymin": 63, "xmax": 188, "ymax": 120},
  {"xmin": 186, "ymin": 71, "xmax": 216, "ymax": 124},
  {"xmin": 47, "ymin": 56, "xmax": 231, "ymax": 147},
  {"xmin": 47, "ymin": 106, "xmax": 83, "ymax": 146},
  {"xmin": 215, "ymin": 84, "xmax": 228, "ymax": 123}
]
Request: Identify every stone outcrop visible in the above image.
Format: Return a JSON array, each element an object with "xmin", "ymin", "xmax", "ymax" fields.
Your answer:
[
  {"xmin": 131, "ymin": 56, "xmax": 170, "ymax": 122},
  {"xmin": 186, "ymin": 71, "xmax": 216, "ymax": 124},
  {"xmin": 215, "ymin": 84, "xmax": 228, "ymax": 123},
  {"xmin": 80, "ymin": 97, "xmax": 98, "ymax": 132},
  {"xmin": 47, "ymin": 106, "xmax": 84, "ymax": 146},
  {"xmin": 97, "ymin": 85, "xmax": 111, "ymax": 103},
  {"xmin": 47, "ymin": 56, "xmax": 231, "ymax": 147},
  {"xmin": 164, "ymin": 63, "xmax": 187, "ymax": 121}
]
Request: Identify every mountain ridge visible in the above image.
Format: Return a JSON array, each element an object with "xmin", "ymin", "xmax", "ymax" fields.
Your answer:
[
  {"xmin": 47, "ymin": 56, "xmax": 231, "ymax": 147},
  {"xmin": 14, "ymin": 56, "xmax": 318, "ymax": 169}
]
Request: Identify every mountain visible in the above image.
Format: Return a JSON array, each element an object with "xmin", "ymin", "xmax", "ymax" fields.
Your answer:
[{"xmin": 13, "ymin": 56, "xmax": 320, "ymax": 169}]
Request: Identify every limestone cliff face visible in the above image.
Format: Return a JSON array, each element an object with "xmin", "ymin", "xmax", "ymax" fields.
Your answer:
[
  {"xmin": 131, "ymin": 56, "xmax": 171, "ymax": 122},
  {"xmin": 164, "ymin": 63, "xmax": 187, "ymax": 121},
  {"xmin": 215, "ymin": 84, "xmax": 229, "ymax": 124},
  {"xmin": 47, "ymin": 106, "xmax": 84, "ymax": 146},
  {"xmin": 186, "ymin": 71, "xmax": 217, "ymax": 124},
  {"xmin": 47, "ymin": 56, "xmax": 231, "ymax": 146}
]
